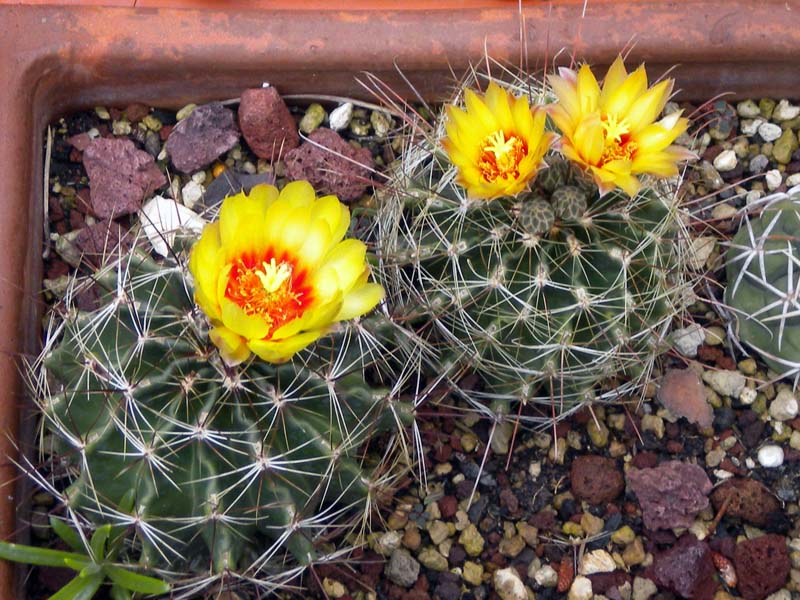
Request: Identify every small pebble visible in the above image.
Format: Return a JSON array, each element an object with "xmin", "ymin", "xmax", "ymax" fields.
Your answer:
[
  {"xmin": 463, "ymin": 561, "xmax": 484, "ymax": 586},
  {"xmin": 758, "ymin": 121, "xmax": 783, "ymax": 142},
  {"xmin": 773, "ymin": 99, "xmax": 800, "ymax": 121},
  {"xmin": 713, "ymin": 149, "xmax": 738, "ymax": 172},
  {"xmin": 329, "ymin": 102, "xmax": 354, "ymax": 131},
  {"xmin": 632, "ymin": 576, "xmax": 657, "ymax": 600},
  {"xmin": 534, "ymin": 564, "xmax": 559, "ymax": 588},
  {"xmin": 568, "ymin": 576, "xmax": 593, "ymax": 600},
  {"xmin": 757, "ymin": 444, "xmax": 785, "ymax": 468},
  {"xmin": 737, "ymin": 100, "xmax": 761, "ymax": 118},
  {"xmin": 579, "ymin": 549, "xmax": 616, "ymax": 575},
  {"xmin": 740, "ymin": 387, "xmax": 758, "ymax": 405},
  {"xmin": 766, "ymin": 168, "xmax": 783, "ymax": 190},
  {"xmin": 299, "ymin": 103, "xmax": 326, "ymax": 134},
  {"xmin": 702, "ymin": 369, "xmax": 746, "ymax": 398},
  {"xmin": 769, "ymin": 389, "xmax": 799, "ymax": 421},
  {"xmin": 175, "ymin": 103, "xmax": 197, "ymax": 121},
  {"xmin": 493, "ymin": 567, "xmax": 527, "ymax": 600},
  {"xmin": 673, "ymin": 323, "xmax": 705, "ymax": 357},
  {"xmin": 741, "ymin": 118, "xmax": 764, "ymax": 136}
]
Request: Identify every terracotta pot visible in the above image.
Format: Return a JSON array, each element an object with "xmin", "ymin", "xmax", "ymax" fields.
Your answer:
[{"xmin": 0, "ymin": 2, "xmax": 797, "ymax": 597}]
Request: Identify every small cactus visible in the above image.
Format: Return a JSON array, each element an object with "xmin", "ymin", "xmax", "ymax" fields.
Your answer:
[
  {"xmin": 725, "ymin": 192, "xmax": 800, "ymax": 386},
  {"xmin": 375, "ymin": 76, "xmax": 694, "ymax": 417},
  {"xmin": 30, "ymin": 226, "xmax": 414, "ymax": 589}
]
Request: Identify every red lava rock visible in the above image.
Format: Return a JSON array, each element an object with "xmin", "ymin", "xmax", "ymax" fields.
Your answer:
[
  {"xmin": 69, "ymin": 210, "xmax": 85, "ymax": 231},
  {"xmin": 433, "ymin": 443, "xmax": 452, "ymax": 463},
  {"xmin": 74, "ymin": 221, "xmax": 133, "ymax": 269},
  {"xmin": 165, "ymin": 102, "xmax": 240, "ymax": 173},
  {"xmin": 570, "ymin": 455, "xmax": 624, "ymax": 505},
  {"xmin": 46, "ymin": 259, "xmax": 70, "ymax": 280},
  {"xmin": 742, "ymin": 420, "xmax": 766, "ymax": 449},
  {"xmin": 734, "ymin": 534, "xmax": 790, "ymax": 600},
  {"xmin": 438, "ymin": 496, "xmax": 457, "ymax": 519},
  {"xmin": 666, "ymin": 440, "xmax": 684, "ymax": 453},
  {"xmin": 124, "ymin": 102, "xmax": 149, "ymax": 123},
  {"xmin": 284, "ymin": 128, "xmax": 374, "ymax": 202},
  {"xmin": 717, "ymin": 355, "xmax": 736, "ymax": 370},
  {"xmin": 82, "ymin": 138, "xmax": 166, "ymax": 219},
  {"xmin": 237, "ymin": 87, "xmax": 299, "ymax": 161},
  {"xmin": 658, "ymin": 369, "xmax": 714, "ymax": 429},
  {"xmin": 631, "ymin": 451, "xmax": 659, "ymax": 469},
  {"xmin": 529, "ymin": 509, "xmax": 557, "ymax": 532},
  {"xmin": 711, "ymin": 478, "xmax": 781, "ymax": 527},
  {"xmin": 627, "ymin": 460, "xmax": 712, "ymax": 530},
  {"xmin": 650, "ymin": 534, "xmax": 716, "ymax": 600},
  {"xmin": 588, "ymin": 571, "xmax": 631, "ymax": 594},
  {"xmin": 499, "ymin": 488, "xmax": 520, "ymax": 515},
  {"xmin": 159, "ymin": 124, "xmax": 173, "ymax": 141},
  {"xmin": 556, "ymin": 559, "xmax": 574, "ymax": 593}
]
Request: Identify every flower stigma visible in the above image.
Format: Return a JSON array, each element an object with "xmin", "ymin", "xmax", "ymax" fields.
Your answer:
[{"xmin": 478, "ymin": 130, "xmax": 528, "ymax": 183}]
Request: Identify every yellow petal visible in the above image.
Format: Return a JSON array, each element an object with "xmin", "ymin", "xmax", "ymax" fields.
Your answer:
[
  {"xmin": 464, "ymin": 87, "xmax": 499, "ymax": 132},
  {"xmin": 280, "ymin": 180, "xmax": 316, "ymax": 208},
  {"xmin": 209, "ymin": 326, "xmax": 251, "ymax": 366},
  {"xmin": 274, "ymin": 203, "xmax": 312, "ymax": 256},
  {"xmin": 312, "ymin": 194, "xmax": 350, "ymax": 245},
  {"xmin": 297, "ymin": 218, "xmax": 334, "ymax": 268},
  {"xmin": 625, "ymin": 79, "xmax": 673, "ymax": 133},
  {"xmin": 248, "ymin": 329, "xmax": 327, "ymax": 364},
  {"xmin": 602, "ymin": 64, "xmax": 647, "ymax": 117},
  {"xmin": 547, "ymin": 73, "xmax": 580, "ymax": 123},
  {"xmin": 317, "ymin": 239, "xmax": 369, "ymax": 294},
  {"xmin": 337, "ymin": 283, "xmax": 384, "ymax": 321},
  {"xmin": 598, "ymin": 56, "xmax": 629, "ymax": 108},
  {"xmin": 484, "ymin": 82, "xmax": 514, "ymax": 133},
  {"xmin": 220, "ymin": 296, "xmax": 270, "ymax": 340},
  {"xmin": 576, "ymin": 64, "xmax": 601, "ymax": 114},
  {"xmin": 189, "ymin": 222, "xmax": 223, "ymax": 320},
  {"xmin": 573, "ymin": 113, "xmax": 605, "ymax": 166},
  {"xmin": 218, "ymin": 188, "xmax": 270, "ymax": 260}
]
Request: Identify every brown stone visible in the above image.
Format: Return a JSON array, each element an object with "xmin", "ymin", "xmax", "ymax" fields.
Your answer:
[
  {"xmin": 658, "ymin": 369, "xmax": 714, "ymax": 429},
  {"xmin": 570, "ymin": 455, "xmax": 624, "ymax": 505},
  {"xmin": 238, "ymin": 87, "xmax": 299, "ymax": 161},
  {"xmin": 627, "ymin": 461, "xmax": 712, "ymax": 530},
  {"xmin": 710, "ymin": 478, "xmax": 781, "ymax": 527},
  {"xmin": 284, "ymin": 128, "xmax": 374, "ymax": 202},
  {"xmin": 650, "ymin": 534, "xmax": 716, "ymax": 600},
  {"xmin": 165, "ymin": 102, "xmax": 240, "ymax": 173},
  {"xmin": 734, "ymin": 534, "xmax": 790, "ymax": 600}
]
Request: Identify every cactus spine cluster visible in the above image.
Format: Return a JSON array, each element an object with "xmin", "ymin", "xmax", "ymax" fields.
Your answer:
[
  {"xmin": 377, "ymin": 82, "xmax": 693, "ymax": 415},
  {"xmin": 30, "ymin": 239, "xmax": 413, "ymax": 586},
  {"xmin": 726, "ymin": 190, "xmax": 800, "ymax": 387}
]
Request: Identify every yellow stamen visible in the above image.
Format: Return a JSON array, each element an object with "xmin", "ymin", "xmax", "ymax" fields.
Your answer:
[
  {"xmin": 478, "ymin": 130, "xmax": 528, "ymax": 183},
  {"xmin": 601, "ymin": 114, "xmax": 630, "ymax": 143},
  {"xmin": 600, "ymin": 114, "xmax": 637, "ymax": 164}
]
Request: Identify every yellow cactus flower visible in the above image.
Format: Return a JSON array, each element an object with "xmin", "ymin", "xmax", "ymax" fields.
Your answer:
[
  {"xmin": 548, "ymin": 55, "xmax": 695, "ymax": 196},
  {"xmin": 189, "ymin": 181, "xmax": 384, "ymax": 365},
  {"xmin": 443, "ymin": 81, "xmax": 555, "ymax": 200}
]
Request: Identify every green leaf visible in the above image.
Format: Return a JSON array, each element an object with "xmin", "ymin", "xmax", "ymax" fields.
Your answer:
[
  {"xmin": 90, "ymin": 524, "xmax": 112, "ymax": 559},
  {"xmin": 77, "ymin": 562, "xmax": 103, "ymax": 578},
  {"xmin": 48, "ymin": 572, "xmax": 104, "ymax": 600},
  {"xmin": 105, "ymin": 565, "xmax": 170, "ymax": 594},
  {"xmin": 49, "ymin": 516, "xmax": 85, "ymax": 552},
  {"xmin": 0, "ymin": 541, "xmax": 87, "ymax": 569},
  {"xmin": 109, "ymin": 585, "xmax": 133, "ymax": 600}
]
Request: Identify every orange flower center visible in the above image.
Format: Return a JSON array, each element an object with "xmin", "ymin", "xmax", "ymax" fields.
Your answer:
[
  {"xmin": 478, "ymin": 130, "xmax": 528, "ymax": 183},
  {"xmin": 600, "ymin": 114, "xmax": 637, "ymax": 165},
  {"xmin": 225, "ymin": 256, "xmax": 311, "ymax": 338}
]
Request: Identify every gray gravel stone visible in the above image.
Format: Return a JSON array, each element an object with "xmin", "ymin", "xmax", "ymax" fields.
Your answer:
[{"xmin": 385, "ymin": 548, "xmax": 420, "ymax": 588}]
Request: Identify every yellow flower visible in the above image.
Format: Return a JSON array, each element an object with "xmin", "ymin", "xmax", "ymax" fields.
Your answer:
[
  {"xmin": 443, "ymin": 81, "xmax": 555, "ymax": 200},
  {"xmin": 548, "ymin": 55, "xmax": 695, "ymax": 196},
  {"xmin": 189, "ymin": 181, "xmax": 384, "ymax": 365}
]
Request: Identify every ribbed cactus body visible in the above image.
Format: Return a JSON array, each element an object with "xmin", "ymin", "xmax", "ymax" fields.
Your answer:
[
  {"xmin": 37, "ymin": 247, "xmax": 409, "ymax": 574},
  {"xmin": 379, "ymin": 147, "xmax": 689, "ymax": 409},
  {"xmin": 726, "ymin": 194, "xmax": 800, "ymax": 385}
]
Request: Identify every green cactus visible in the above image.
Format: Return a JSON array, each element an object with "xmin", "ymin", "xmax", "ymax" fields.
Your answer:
[
  {"xmin": 725, "ymin": 193, "xmax": 800, "ymax": 386},
  {"xmin": 377, "ymin": 137, "xmax": 692, "ymax": 415},
  {"xmin": 30, "ymin": 239, "xmax": 414, "ymax": 583}
]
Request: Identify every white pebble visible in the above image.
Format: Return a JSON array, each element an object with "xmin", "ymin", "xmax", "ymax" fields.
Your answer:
[
  {"xmin": 672, "ymin": 323, "xmax": 705, "ymax": 358},
  {"xmin": 191, "ymin": 170, "xmax": 207, "ymax": 185},
  {"xmin": 785, "ymin": 173, "xmax": 800, "ymax": 187},
  {"xmin": 568, "ymin": 576, "xmax": 593, "ymax": 600},
  {"xmin": 181, "ymin": 180, "xmax": 204, "ymax": 209},
  {"xmin": 736, "ymin": 100, "xmax": 761, "ymax": 118},
  {"xmin": 578, "ymin": 549, "xmax": 616, "ymax": 575},
  {"xmin": 769, "ymin": 389, "xmax": 799, "ymax": 421},
  {"xmin": 713, "ymin": 149, "xmax": 738, "ymax": 172},
  {"xmin": 745, "ymin": 457, "xmax": 756, "ymax": 469},
  {"xmin": 758, "ymin": 121, "xmax": 783, "ymax": 142},
  {"xmin": 746, "ymin": 190, "xmax": 765, "ymax": 206},
  {"xmin": 757, "ymin": 444, "xmax": 785, "ymax": 468},
  {"xmin": 740, "ymin": 118, "xmax": 765, "ymax": 136},
  {"xmin": 739, "ymin": 387, "xmax": 758, "ymax": 405},
  {"xmin": 702, "ymin": 369, "xmax": 746, "ymax": 398},
  {"xmin": 689, "ymin": 236, "xmax": 716, "ymax": 270},
  {"xmin": 493, "ymin": 567, "xmax": 527, "ymax": 600},
  {"xmin": 713, "ymin": 469, "xmax": 735, "ymax": 480},
  {"xmin": 765, "ymin": 169, "xmax": 783, "ymax": 191},
  {"xmin": 534, "ymin": 565, "xmax": 559, "ymax": 588},
  {"xmin": 773, "ymin": 99, "xmax": 800, "ymax": 122},
  {"xmin": 329, "ymin": 102, "xmax": 354, "ymax": 131}
]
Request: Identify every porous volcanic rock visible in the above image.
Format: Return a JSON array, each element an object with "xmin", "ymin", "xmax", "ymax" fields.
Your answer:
[
  {"xmin": 82, "ymin": 138, "xmax": 166, "ymax": 219},
  {"xmin": 734, "ymin": 534, "xmax": 790, "ymax": 600},
  {"xmin": 165, "ymin": 102, "xmax": 240, "ymax": 173},
  {"xmin": 627, "ymin": 460, "xmax": 712, "ymax": 530},
  {"xmin": 710, "ymin": 478, "xmax": 782, "ymax": 527},
  {"xmin": 238, "ymin": 87, "xmax": 299, "ymax": 161},
  {"xmin": 284, "ymin": 128, "xmax": 374, "ymax": 202},
  {"xmin": 570, "ymin": 455, "xmax": 624, "ymax": 505}
]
